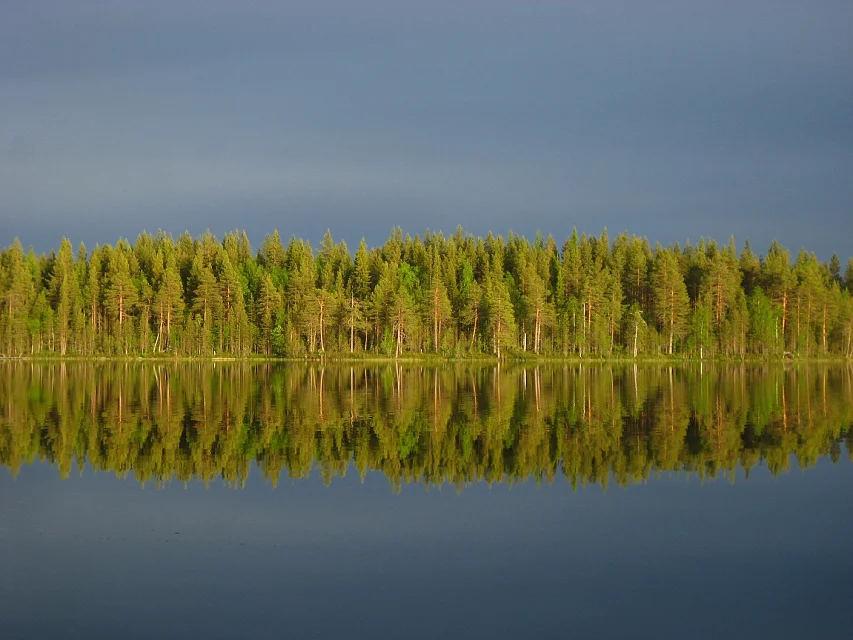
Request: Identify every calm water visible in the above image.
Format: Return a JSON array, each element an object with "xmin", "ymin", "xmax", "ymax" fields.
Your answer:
[{"xmin": 1, "ymin": 362, "xmax": 852, "ymax": 639}]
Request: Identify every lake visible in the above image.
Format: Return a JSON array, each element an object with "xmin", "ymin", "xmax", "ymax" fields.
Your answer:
[{"xmin": 1, "ymin": 362, "xmax": 851, "ymax": 639}]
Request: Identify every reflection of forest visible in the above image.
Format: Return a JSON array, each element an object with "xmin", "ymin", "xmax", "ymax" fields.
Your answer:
[{"xmin": 1, "ymin": 363, "xmax": 851, "ymax": 490}]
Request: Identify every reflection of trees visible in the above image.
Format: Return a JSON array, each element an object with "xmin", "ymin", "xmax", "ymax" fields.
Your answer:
[{"xmin": 0, "ymin": 363, "xmax": 850, "ymax": 491}]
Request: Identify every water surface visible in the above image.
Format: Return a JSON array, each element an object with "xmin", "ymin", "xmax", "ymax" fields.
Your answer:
[{"xmin": 1, "ymin": 363, "xmax": 851, "ymax": 639}]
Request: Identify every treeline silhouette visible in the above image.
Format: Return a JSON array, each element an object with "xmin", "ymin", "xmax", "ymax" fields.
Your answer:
[
  {"xmin": 1, "ymin": 228, "xmax": 852, "ymax": 358},
  {"xmin": 1, "ymin": 363, "xmax": 850, "ymax": 490}
]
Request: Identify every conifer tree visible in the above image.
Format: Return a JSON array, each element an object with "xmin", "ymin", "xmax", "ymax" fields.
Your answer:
[
  {"xmin": 154, "ymin": 253, "xmax": 184, "ymax": 352},
  {"xmin": 763, "ymin": 242, "xmax": 796, "ymax": 351},
  {"xmin": 49, "ymin": 238, "xmax": 79, "ymax": 355},
  {"xmin": 844, "ymin": 258, "xmax": 853, "ymax": 295},
  {"xmin": 652, "ymin": 249, "xmax": 690, "ymax": 355},
  {"xmin": 257, "ymin": 273, "xmax": 282, "ymax": 356},
  {"xmin": 85, "ymin": 246, "xmax": 103, "ymax": 353},
  {"xmin": 1, "ymin": 240, "xmax": 33, "ymax": 356},
  {"xmin": 218, "ymin": 250, "xmax": 248, "ymax": 355},
  {"xmin": 104, "ymin": 242, "xmax": 138, "ymax": 354},
  {"xmin": 484, "ymin": 257, "xmax": 516, "ymax": 359},
  {"xmin": 0, "ymin": 228, "xmax": 848, "ymax": 358},
  {"xmin": 190, "ymin": 254, "xmax": 222, "ymax": 354}
]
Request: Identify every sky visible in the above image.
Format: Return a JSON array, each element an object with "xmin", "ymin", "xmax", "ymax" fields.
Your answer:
[{"xmin": 2, "ymin": 0, "xmax": 852, "ymax": 258}]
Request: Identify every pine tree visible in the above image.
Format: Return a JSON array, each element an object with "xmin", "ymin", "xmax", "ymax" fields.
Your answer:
[
  {"xmin": 795, "ymin": 251, "xmax": 824, "ymax": 357},
  {"xmin": 75, "ymin": 243, "xmax": 89, "ymax": 353},
  {"xmin": 190, "ymin": 254, "xmax": 222, "ymax": 354},
  {"xmin": 0, "ymin": 228, "xmax": 849, "ymax": 358},
  {"xmin": 257, "ymin": 273, "xmax": 282, "ymax": 356},
  {"xmin": 104, "ymin": 243, "xmax": 138, "ymax": 354},
  {"xmin": 844, "ymin": 258, "xmax": 853, "ymax": 295},
  {"xmin": 702, "ymin": 245, "xmax": 740, "ymax": 354},
  {"xmin": 285, "ymin": 238, "xmax": 315, "ymax": 353},
  {"xmin": 218, "ymin": 250, "xmax": 248, "ymax": 355},
  {"xmin": 49, "ymin": 238, "xmax": 79, "ymax": 355},
  {"xmin": 86, "ymin": 246, "xmax": 103, "ymax": 352},
  {"xmin": 484, "ymin": 258, "xmax": 516, "ymax": 359},
  {"xmin": 763, "ymin": 242, "xmax": 796, "ymax": 352},
  {"xmin": 602, "ymin": 268, "xmax": 623, "ymax": 355},
  {"xmin": 829, "ymin": 254, "xmax": 841, "ymax": 284},
  {"xmin": 28, "ymin": 289, "xmax": 52, "ymax": 353},
  {"xmin": 259, "ymin": 230, "xmax": 286, "ymax": 270},
  {"xmin": 154, "ymin": 253, "xmax": 185, "ymax": 352},
  {"xmin": 652, "ymin": 249, "xmax": 690, "ymax": 355},
  {"xmin": 394, "ymin": 263, "xmax": 420, "ymax": 356},
  {"xmin": 739, "ymin": 240, "xmax": 761, "ymax": 296},
  {"xmin": 747, "ymin": 287, "xmax": 778, "ymax": 355},
  {"xmin": 519, "ymin": 258, "xmax": 547, "ymax": 353},
  {"xmin": 136, "ymin": 275, "xmax": 154, "ymax": 353},
  {"xmin": 1, "ymin": 240, "xmax": 33, "ymax": 356},
  {"xmin": 430, "ymin": 277, "xmax": 452, "ymax": 353}
]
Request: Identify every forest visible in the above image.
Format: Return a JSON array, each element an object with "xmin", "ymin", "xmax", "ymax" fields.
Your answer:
[
  {"xmin": 1, "ymin": 227, "xmax": 852, "ymax": 358},
  {"xmin": 1, "ymin": 362, "xmax": 850, "ymax": 489}
]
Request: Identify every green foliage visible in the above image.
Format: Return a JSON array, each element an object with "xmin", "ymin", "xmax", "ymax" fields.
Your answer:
[
  {"xmin": 652, "ymin": 249, "xmax": 689, "ymax": 355},
  {"xmin": 747, "ymin": 287, "xmax": 779, "ymax": 355},
  {"xmin": 0, "ymin": 229, "xmax": 850, "ymax": 358}
]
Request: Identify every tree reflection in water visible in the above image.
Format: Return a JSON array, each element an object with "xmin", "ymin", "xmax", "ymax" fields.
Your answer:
[{"xmin": 1, "ymin": 362, "xmax": 850, "ymax": 490}]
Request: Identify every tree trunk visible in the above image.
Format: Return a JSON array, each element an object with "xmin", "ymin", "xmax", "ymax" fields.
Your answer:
[
  {"xmin": 318, "ymin": 299, "xmax": 325, "ymax": 353},
  {"xmin": 156, "ymin": 305, "xmax": 164, "ymax": 352},
  {"xmin": 534, "ymin": 307, "xmax": 541, "ymax": 354},
  {"xmin": 669, "ymin": 288, "xmax": 675, "ymax": 355},
  {"xmin": 633, "ymin": 320, "xmax": 638, "ymax": 358},
  {"xmin": 350, "ymin": 294, "xmax": 355, "ymax": 354},
  {"xmin": 496, "ymin": 316, "xmax": 502, "ymax": 360},
  {"xmin": 433, "ymin": 286, "xmax": 439, "ymax": 352},
  {"xmin": 395, "ymin": 307, "xmax": 402, "ymax": 358},
  {"xmin": 806, "ymin": 294, "xmax": 812, "ymax": 357},
  {"xmin": 795, "ymin": 293, "xmax": 801, "ymax": 353}
]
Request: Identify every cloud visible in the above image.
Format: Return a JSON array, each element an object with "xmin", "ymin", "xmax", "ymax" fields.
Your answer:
[{"xmin": 1, "ymin": 0, "xmax": 851, "ymax": 257}]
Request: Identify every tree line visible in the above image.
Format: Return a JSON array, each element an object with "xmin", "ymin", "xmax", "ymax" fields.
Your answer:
[
  {"xmin": 1, "ymin": 227, "xmax": 852, "ymax": 358},
  {"xmin": 1, "ymin": 363, "xmax": 850, "ymax": 489}
]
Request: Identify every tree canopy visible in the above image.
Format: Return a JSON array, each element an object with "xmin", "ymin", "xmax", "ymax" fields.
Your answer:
[{"xmin": 1, "ymin": 228, "xmax": 851, "ymax": 358}]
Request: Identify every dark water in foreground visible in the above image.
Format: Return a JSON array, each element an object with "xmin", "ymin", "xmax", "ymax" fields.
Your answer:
[{"xmin": 1, "ymin": 363, "xmax": 852, "ymax": 639}]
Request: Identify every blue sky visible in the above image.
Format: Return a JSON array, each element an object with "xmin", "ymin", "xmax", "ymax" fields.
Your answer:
[{"xmin": 2, "ymin": 0, "xmax": 851, "ymax": 258}]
